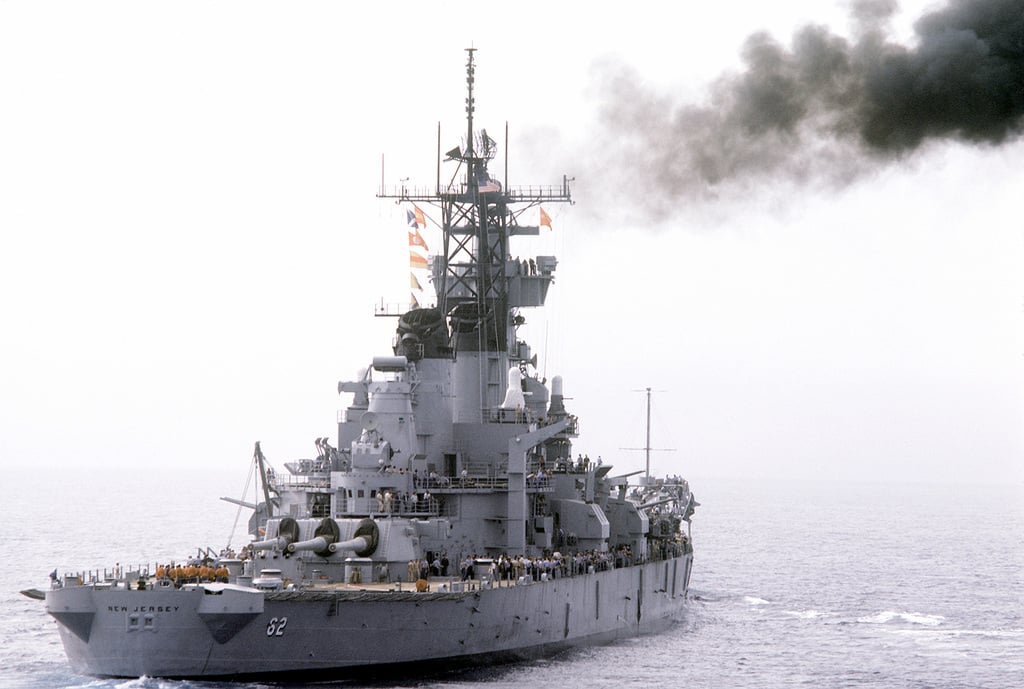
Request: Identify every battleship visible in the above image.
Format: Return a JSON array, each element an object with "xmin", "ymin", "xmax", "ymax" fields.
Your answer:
[{"xmin": 32, "ymin": 49, "xmax": 698, "ymax": 680}]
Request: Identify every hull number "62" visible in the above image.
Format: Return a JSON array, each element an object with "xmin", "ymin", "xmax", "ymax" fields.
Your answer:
[{"xmin": 266, "ymin": 617, "xmax": 288, "ymax": 636}]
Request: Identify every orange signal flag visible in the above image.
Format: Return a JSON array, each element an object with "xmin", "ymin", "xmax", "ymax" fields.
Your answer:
[
  {"xmin": 410, "ymin": 273, "xmax": 424, "ymax": 290},
  {"xmin": 408, "ymin": 227, "xmax": 429, "ymax": 250},
  {"xmin": 413, "ymin": 206, "xmax": 427, "ymax": 228},
  {"xmin": 409, "ymin": 251, "xmax": 429, "ymax": 269},
  {"xmin": 539, "ymin": 206, "xmax": 552, "ymax": 230}
]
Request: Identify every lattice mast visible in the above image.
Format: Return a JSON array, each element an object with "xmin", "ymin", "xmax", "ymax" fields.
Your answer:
[{"xmin": 378, "ymin": 48, "xmax": 572, "ymax": 418}]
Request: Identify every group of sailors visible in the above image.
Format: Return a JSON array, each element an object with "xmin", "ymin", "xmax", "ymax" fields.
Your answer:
[
  {"xmin": 564, "ymin": 453, "xmax": 601, "ymax": 472},
  {"xmin": 403, "ymin": 546, "xmax": 648, "ymax": 587},
  {"xmin": 375, "ymin": 489, "xmax": 438, "ymax": 514},
  {"xmin": 84, "ymin": 534, "xmax": 689, "ymax": 591},
  {"xmin": 154, "ymin": 562, "xmax": 230, "ymax": 586},
  {"xmin": 406, "ymin": 553, "xmax": 452, "ymax": 581},
  {"xmin": 532, "ymin": 453, "xmax": 602, "ymax": 475},
  {"xmin": 413, "ymin": 469, "xmax": 483, "ymax": 489},
  {"xmin": 651, "ymin": 535, "xmax": 690, "ymax": 560},
  {"xmin": 511, "ymin": 255, "xmax": 538, "ymax": 276}
]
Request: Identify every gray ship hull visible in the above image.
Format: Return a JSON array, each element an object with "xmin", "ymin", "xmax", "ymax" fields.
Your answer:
[{"xmin": 50, "ymin": 554, "xmax": 692, "ymax": 679}]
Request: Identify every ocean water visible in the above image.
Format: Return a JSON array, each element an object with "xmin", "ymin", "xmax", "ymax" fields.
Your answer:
[{"xmin": 3, "ymin": 468, "xmax": 1022, "ymax": 689}]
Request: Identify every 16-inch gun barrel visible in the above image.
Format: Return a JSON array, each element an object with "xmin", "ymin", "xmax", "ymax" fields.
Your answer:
[
  {"xmin": 329, "ymin": 535, "xmax": 371, "ymax": 553},
  {"xmin": 251, "ymin": 536, "xmax": 291, "ymax": 551},
  {"xmin": 286, "ymin": 534, "xmax": 371, "ymax": 554},
  {"xmin": 250, "ymin": 516, "xmax": 300, "ymax": 551}
]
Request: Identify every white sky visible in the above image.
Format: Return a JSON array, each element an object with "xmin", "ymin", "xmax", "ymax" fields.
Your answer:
[{"xmin": 1, "ymin": 1, "xmax": 1021, "ymax": 487}]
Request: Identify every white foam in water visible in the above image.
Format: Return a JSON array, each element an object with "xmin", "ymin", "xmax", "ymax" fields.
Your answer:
[
  {"xmin": 858, "ymin": 611, "xmax": 945, "ymax": 626},
  {"xmin": 783, "ymin": 609, "xmax": 830, "ymax": 619},
  {"xmin": 891, "ymin": 627, "xmax": 1024, "ymax": 639},
  {"xmin": 959, "ymin": 628, "xmax": 1024, "ymax": 639},
  {"xmin": 744, "ymin": 596, "xmax": 771, "ymax": 605}
]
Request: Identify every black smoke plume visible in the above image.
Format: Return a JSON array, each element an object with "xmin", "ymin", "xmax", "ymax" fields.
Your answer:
[{"xmin": 585, "ymin": 0, "xmax": 1024, "ymax": 219}]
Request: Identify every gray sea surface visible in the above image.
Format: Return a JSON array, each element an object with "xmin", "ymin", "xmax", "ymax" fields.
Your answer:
[{"xmin": 3, "ymin": 467, "xmax": 1022, "ymax": 689}]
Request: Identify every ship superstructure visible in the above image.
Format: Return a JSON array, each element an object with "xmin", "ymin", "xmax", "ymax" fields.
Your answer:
[{"xmin": 36, "ymin": 49, "xmax": 697, "ymax": 680}]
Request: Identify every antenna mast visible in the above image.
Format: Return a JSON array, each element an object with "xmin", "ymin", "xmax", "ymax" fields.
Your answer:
[
  {"xmin": 621, "ymin": 387, "xmax": 675, "ymax": 482},
  {"xmin": 645, "ymin": 387, "xmax": 652, "ymax": 480},
  {"xmin": 465, "ymin": 47, "xmax": 476, "ymax": 161}
]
